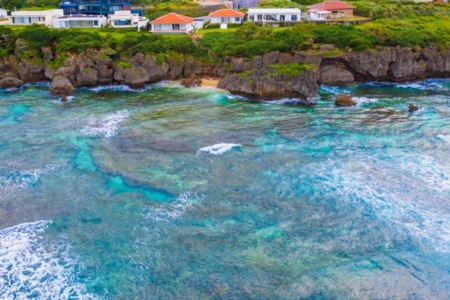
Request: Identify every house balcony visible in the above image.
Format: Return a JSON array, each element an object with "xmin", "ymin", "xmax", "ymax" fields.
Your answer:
[{"xmin": 109, "ymin": 0, "xmax": 129, "ymax": 4}]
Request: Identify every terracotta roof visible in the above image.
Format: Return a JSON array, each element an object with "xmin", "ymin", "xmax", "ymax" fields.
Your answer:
[
  {"xmin": 308, "ymin": 0, "xmax": 355, "ymax": 11},
  {"xmin": 208, "ymin": 9, "xmax": 245, "ymax": 18},
  {"xmin": 150, "ymin": 13, "xmax": 193, "ymax": 24}
]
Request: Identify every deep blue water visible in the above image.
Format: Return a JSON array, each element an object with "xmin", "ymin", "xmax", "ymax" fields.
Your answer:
[{"xmin": 0, "ymin": 80, "xmax": 449, "ymax": 299}]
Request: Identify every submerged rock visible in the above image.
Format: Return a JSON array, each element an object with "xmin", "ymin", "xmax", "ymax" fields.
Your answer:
[
  {"xmin": 0, "ymin": 76, "xmax": 24, "ymax": 88},
  {"xmin": 335, "ymin": 94, "xmax": 356, "ymax": 106},
  {"xmin": 50, "ymin": 75, "xmax": 75, "ymax": 96},
  {"xmin": 408, "ymin": 103, "xmax": 419, "ymax": 112}
]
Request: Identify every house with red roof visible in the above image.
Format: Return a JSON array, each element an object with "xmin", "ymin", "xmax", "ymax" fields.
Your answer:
[
  {"xmin": 150, "ymin": 13, "xmax": 194, "ymax": 34},
  {"xmin": 307, "ymin": 0, "xmax": 355, "ymax": 21},
  {"xmin": 208, "ymin": 9, "xmax": 245, "ymax": 24}
]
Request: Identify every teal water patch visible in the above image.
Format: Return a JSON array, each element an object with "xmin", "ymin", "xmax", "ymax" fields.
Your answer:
[
  {"xmin": 107, "ymin": 175, "xmax": 171, "ymax": 202},
  {"xmin": 70, "ymin": 137, "xmax": 97, "ymax": 172},
  {"xmin": 0, "ymin": 104, "xmax": 31, "ymax": 125}
]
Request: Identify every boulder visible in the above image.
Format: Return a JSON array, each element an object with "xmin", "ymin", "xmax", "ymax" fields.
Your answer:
[
  {"xmin": 141, "ymin": 55, "xmax": 169, "ymax": 82},
  {"xmin": 76, "ymin": 68, "xmax": 98, "ymax": 86},
  {"xmin": 0, "ymin": 76, "xmax": 24, "ymax": 88},
  {"xmin": 17, "ymin": 60, "xmax": 46, "ymax": 82},
  {"xmin": 408, "ymin": 103, "xmax": 419, "ymax": 112},
  {"xmin": 50, "ymin": 75, "xmax": 76, "ymax": 96},
  {"xmin": 114, "ymin": 65, "xmax": 149, "ymax": 88},
  {"xmin": 61, "ymin": 95, "xmax": 68, "ymax": 102},
  {"xmin": 335, "ymin": 94, "xmax": 356, "ymax": 106}
]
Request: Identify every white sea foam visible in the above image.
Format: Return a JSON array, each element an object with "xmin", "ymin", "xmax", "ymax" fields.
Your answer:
[
  {"xmin": 320, "ymin": 86, "xmax": 350, "ymax": 95},
  {"xmin": 0, "ymin": 221, "xmax": 99, "ymax": 299},
  {"xmin": 352, "ymin": 96, "xmax": 379, "ymax": 105},
  {"xmin": 87, "ymin": 85, "xmax": 151, "ymax": 92},
  {"xmin": 304, "ymin": 153, "xmax": 450, "ymax": 252},
  {"xmin": 145, "ymin": 192, "xmax": 201, "ymax": 222},
  {"xmin": 261, "ymin": 98, "xmax": 311, "ymax": 105},
  {"xmin": 0, "ymin": 164, "xmax": 66, "ymax": 195},
  {"xmin": 394, "ymin": 80, "xmax": 445, "ymax": 91},
  {"xmin": 197, "ymin": 143, "xmax": 242, "ymax": 155},
  {"xmin": 436, "ymin": 135, "xmax": 450, "ymax": 144},
  {"xmin": 81, "ymin": 109, "xmax": 129, "ymax": 138}
]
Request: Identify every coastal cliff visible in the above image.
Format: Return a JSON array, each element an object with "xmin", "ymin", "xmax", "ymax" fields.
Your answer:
[{"xmin": 1, "ymin": 40, "xmax": 449, "ymax": 101}]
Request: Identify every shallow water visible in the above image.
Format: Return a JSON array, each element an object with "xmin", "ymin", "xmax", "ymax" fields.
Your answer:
[{"xmin": 0, "ymin": 80, "xmax": 449, "ymax": 299}]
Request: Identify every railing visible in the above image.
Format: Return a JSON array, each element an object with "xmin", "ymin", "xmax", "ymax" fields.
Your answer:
[
  {"xmin": 109, "ymin": 0, "xmax": 129, "ymax": 4},
  {"xmin": 79, "ymin": 0, "xmax": 101, "ymax": 4}
]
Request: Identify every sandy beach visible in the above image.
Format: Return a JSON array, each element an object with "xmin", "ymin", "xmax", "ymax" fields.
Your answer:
[{"xmin": 200, "ymin": 77, "xmax": 220, "ymax": 88}]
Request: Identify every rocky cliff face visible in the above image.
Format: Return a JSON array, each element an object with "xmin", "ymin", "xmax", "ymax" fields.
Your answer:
[
  {"xmin": 0, "ymin": 40, "xmax": 449, "ymax": 100},
  {"xmin": 217, "ymin": 46, "xmax": 450, "ymax": 100}
]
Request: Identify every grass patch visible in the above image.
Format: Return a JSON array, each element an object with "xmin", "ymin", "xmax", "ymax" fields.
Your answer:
[{"xmin": 269, "ymin": 63, "xmax": 316, "ymax": 76}]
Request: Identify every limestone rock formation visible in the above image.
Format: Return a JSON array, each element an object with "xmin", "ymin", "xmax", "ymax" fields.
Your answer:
[
  {"xmin": 335, "ymin": 94, "xmax": 356, "ymax": 106},
  {"xmin": 408, "ymin": 104, "xmax": 419, "ymax": 112},
  {"xmin": 50, "ymin": 75, "xmax": 75, "ymax": 95},
  {"xmin": 0, "ymin": 76, "xmax": 24, "ymax": 88}
]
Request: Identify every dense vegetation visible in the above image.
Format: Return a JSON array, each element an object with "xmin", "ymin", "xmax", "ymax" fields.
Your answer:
[{"xmin": 0, "ymin": 1, "xmax": 449, "ymax": 63}]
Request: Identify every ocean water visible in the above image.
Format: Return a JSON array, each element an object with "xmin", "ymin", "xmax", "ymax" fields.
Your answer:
[{"xmin": 0, "ymin": 79, "xmax": 449, "ymax": 299}]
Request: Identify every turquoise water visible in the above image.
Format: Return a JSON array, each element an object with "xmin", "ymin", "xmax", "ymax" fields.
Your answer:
[{"xmin": 0, "ymin": 80, "xmax": 449, "ymax": 299}]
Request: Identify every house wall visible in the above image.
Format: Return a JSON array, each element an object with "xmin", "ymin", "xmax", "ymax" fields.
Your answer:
[
  {"xmin": 0, "ymin": 9, "xmax": 7, "ymax": 18},
  {"xmin": 308, "ymin": 12, "xmax": 328, "ymax": 21},
  {"xmin": 53, "ymin": 17, "xmax": 107, "ymax": 28},
  {"xmin": 10, "ymin": 9, "xmax": 64, "ymax": 26},
  {"xmin": 327, "ymin": 9, "xmax": 353, "ymax": 19},
  {"xmin": 193, "ymin": 20, "xmax": 204, "ymax": 29},
  {"xmin": 151, "ymin": 23, "xmax": 193, "ymax": 34},
  {"xmin": 210, "ymin": 17, "xmax": 243, "ymax": 24},
  {"xmin": 247, "ymin": 13, "xmax": 301, "ymax": 22}
]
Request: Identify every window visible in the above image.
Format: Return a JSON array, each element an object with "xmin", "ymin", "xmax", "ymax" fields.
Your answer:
[
  {"xmin": 249, "ymin": 15, "xmax": 254, "ymax": 21},
  {"xmin": 291, "ymin": 15, "xmax": 298, "ymax": 21},
  {"xmin": 257, "ymin": 14, "xmax": 262, "ymax": 21},
  {"xmin": 172, "ymin": 24, "xmax": 180, "ymax": 30},
  {"xmin": 235, "ymin": 17, "xmax": 240, "ymax": 22},
  {"xmin": 94, "ymin": 20, "xmax": 98, "ymax": 26},
  {"xmin": 332, "ymin": 10, "xmax": 338, "ymax": 14},
  {"xmin": 280, "ymin": 15, "xmax": 285, "ymax": 21}
]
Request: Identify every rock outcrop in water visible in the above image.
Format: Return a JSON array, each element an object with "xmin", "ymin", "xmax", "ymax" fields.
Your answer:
[
  {"xmin": 50, "ymin": 75, "xmax": 75, "ymax": 96},
  {"xmin": 0, "ymin": 40, "xmax": 449, "ymax": 101},
  {"xmin": 335, "ymin": 95, "xmax": 356, "ymax": 106}
]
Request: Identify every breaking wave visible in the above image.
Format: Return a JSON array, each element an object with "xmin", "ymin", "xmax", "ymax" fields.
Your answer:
[
  {"xmin": 197, "ymin": 143, "xmax": 242, "ymax": 155},
  {"xmin": 81, "ymin": 109, "xmax": 129, "ymax": 138},
  {"xmin": 0, "ymin": 221, "xmax": 99, "ymax": 299}
]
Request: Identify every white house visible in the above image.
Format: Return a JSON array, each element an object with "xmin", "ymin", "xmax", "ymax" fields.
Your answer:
[
  {"xmin": 150, "ymin": 13, "xmax": 194, "ymax": 34},
  {"xmin": 193, "ymin": 16, "xmax": 209, "ymax": 29},
  {"xmin": 10, "ymin": 9, "xmax": 64, "ymax": 27},
  {"xmin": 247, "ymin": 8, "xmax": 302, "ymax": 23},
  {"xmin": 108, "ymin": 10, "xmax": 148, "ymax": 29},
  {"xmin": 0, "ymin": 8, "xmax": 7, "ymax": 18},
  {"xmin": 208, "ymin": 9, "xmax": 245, "ymax": 24},
  {"xmin": 53, "ymin": 14, "xmax": 107, "ymax": 28}
]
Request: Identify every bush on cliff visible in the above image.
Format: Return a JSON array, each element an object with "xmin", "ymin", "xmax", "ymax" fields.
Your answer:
[{"xmin": 56, "ymin": 30, "xmax": 105, "ymax": 54}]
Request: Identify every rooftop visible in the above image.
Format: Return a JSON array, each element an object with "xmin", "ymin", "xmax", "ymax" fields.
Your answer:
[
  {"xmin": 208, "ymin": 9, "xmax": 245, "ymax": 18},
  {"xmin": 308, "ymin": 0, "xmax": 355, "ymax": 11},
  {"xmin": 150, "ymin": 13, "xmax": 193, "ymax": 24}
]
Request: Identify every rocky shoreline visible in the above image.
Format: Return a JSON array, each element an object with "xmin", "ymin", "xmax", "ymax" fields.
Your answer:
[{"xmin": 1, "ymin": 40, "xmax": 449, "ymax": 102}]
